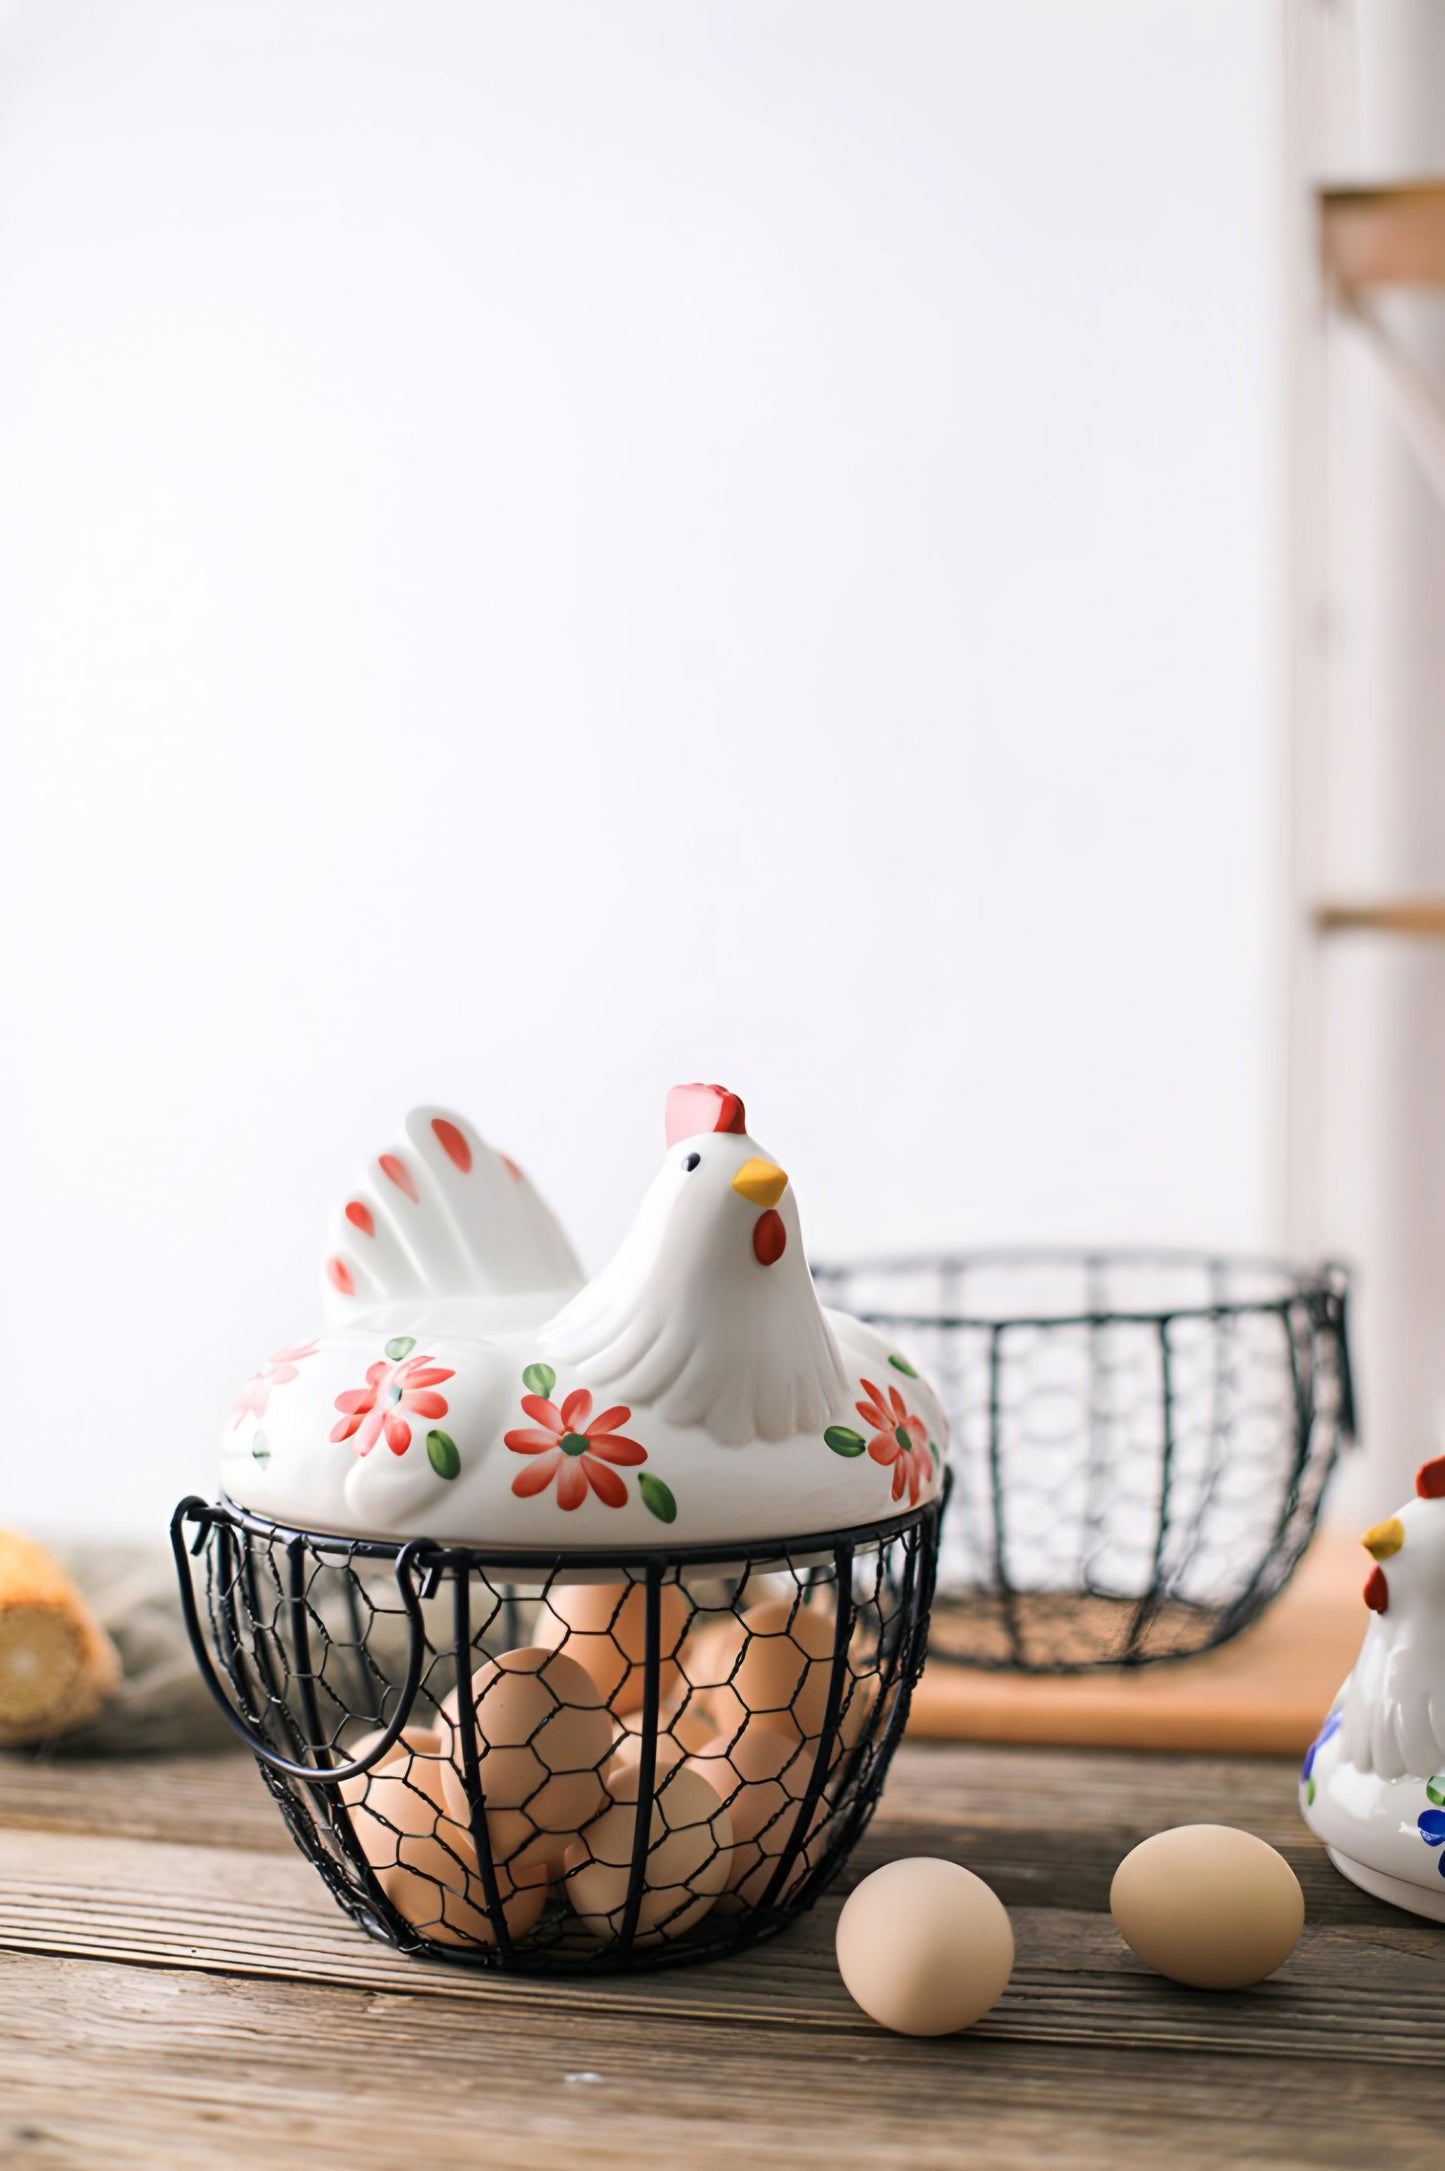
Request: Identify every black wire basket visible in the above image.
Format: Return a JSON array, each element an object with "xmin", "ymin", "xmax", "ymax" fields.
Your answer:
[
  {"xmin": 812, "ymin": 1251, "xmax": 1353, "ymax": 1672},
  {"xmin": 171, "ymin": 1491, "xmax": 941, "ymax": 1974}
]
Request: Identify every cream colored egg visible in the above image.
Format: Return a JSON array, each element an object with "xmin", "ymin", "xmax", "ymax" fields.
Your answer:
[
  {"xmin": 341, "ymin": 1731, "xmax": 545, "ymax": 1947},
  {"xmin": 691, "ymin": 1722, "xmax": 823, "ymax": 1907},
  {"xmin": 562, "ymin": 1762, "xmax": 734, "ymax": 1945},
  {"xmin": 836, "ymin": 1858, "xmax": 1014, "ymax": 2036},
  {"xmin": 1110, "ymin": 1825, "xmax": 1304, "ymax": 1990},
  {"xmin": 437, "ymin": 1645, "xmax": 612, "ymax": 1851},
  {"xmin": 535, "ymin": 1580, "xmax": 690, "ymax": 1714}
]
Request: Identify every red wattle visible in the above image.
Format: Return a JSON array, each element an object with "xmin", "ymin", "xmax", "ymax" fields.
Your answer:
[
  {"xmin": 1363, "ymin": 1565, "xmax": 1389, "ymax": 1614},
  {"xmin": 753, "ymin": 1209, "xmax": 786, "ymax": 1266}
]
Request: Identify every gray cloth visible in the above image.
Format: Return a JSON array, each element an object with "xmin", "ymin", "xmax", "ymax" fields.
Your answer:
[
  {"xmin": 43, "ymin": 1542, "xmax": 239, "ymax": 1756},
  {"xmin": 40, "ymin": 1541, "xmax": 423, "ymax": 1757}
]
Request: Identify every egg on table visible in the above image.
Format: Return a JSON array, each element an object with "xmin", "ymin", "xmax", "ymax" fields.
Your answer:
[
  {"xmin": 1110, "ymin": 1825, "xmax": 1304, "ymax": 1990},
  {"xmin": 835, "ymin": 1858, "xmax": 1015, "ymax": 2036}
]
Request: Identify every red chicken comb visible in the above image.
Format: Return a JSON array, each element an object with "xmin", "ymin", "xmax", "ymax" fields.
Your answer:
[
  {"xmin": 666, "ymin": 1083, "xmax": 747, "ymax": 1147},
  {"xmin": 1417, "ymin": 1456, "xmax": 1445, "ymax": 1499}
]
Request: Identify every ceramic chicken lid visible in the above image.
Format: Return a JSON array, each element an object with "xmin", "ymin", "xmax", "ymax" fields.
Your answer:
[
  {"xmin": 220, "ymin": 1086, "xmax": 948, "ymax": 1548},
  {"xmin": 1302, "ymin": 1455, "xmax": 1445, "ymax": 1921}
]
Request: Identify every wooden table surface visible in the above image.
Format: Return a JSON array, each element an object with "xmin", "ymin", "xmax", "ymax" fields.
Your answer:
[{"xmin": 1, "ymin": 1739, "xmax": 1441, "ymax": 2170}]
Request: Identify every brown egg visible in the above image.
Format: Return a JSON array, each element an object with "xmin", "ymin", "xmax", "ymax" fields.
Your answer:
[
  {"xmin": 437, "ymin": 1645, "xmax": 612, "ymax": 1854},
  {"xmin": 676, "ymin": 1613, "xmax": 741, "ymax": 1695},
  {"xmin": 666, "ymin": 1614, "xmax": 732, "ymax": 1749},
  {"xmin": 604, "ymin": 1727, "xmax": 688, "ymax": 1801},
  {"xmin": 337, "ymin": 1724, "xmax": 445, "ymax": 1808},
  {"xmin": 339, "ymin": 1729, "xmax": 545, "ymax": 1947},
  {"xmin": 1110, "ymin": 1825, "xmax": 1304, "ymax": 1989},
  {"xmin": 837, "ymin": 1668, "xmax": 879, "ymax": 1753},
  {"xmin": 535, "ymin": 1579, "xmax": 690, "ymax": 1714},
  {"xmin": 705, "ymin": 1596, "xmax": 840, "ymax": 1744},
  {"xmin": 562, "ymin": 1762, "xmax": 734, "ymax": 1945},
  {"xmin": 836, "ymin": 1859, "xmax": 1014, "ymax": 2035},
  {"xmin": 670, "ymin": 1687, "xmax": 725, "ymax": 1755},
  {"xmin": 690, "ymin": 1722, "xmax": 823, "ymax": 1907}
]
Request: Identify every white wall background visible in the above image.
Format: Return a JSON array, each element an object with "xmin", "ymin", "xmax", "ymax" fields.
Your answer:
[
  {"xmin": 1293, "ymin": 0, "xmax": 1445, "ymax": 1512},
  {"xmin": 0, "ymin": 0, "xmax": 1281, "ymax": 1538}
]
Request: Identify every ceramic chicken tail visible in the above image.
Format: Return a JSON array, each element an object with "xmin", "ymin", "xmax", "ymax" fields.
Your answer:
[{"xmin": 320, "ymin": 1106, "xmax": 582, "ymax": 1319}]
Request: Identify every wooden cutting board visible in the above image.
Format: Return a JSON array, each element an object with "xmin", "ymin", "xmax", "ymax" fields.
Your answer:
[{"xmin": 907, "ymin": 1531, "xmax": 1366, "ymax": 1756}]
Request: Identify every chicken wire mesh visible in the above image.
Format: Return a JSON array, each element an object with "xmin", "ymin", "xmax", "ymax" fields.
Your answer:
[
  {"xmin": 171, "ymin": 1492, "xmax": 941, "ymax": 1973},
  {"xmin": 811, "ymin": 1251, "xmax": 1353, "ymax": 1671}
]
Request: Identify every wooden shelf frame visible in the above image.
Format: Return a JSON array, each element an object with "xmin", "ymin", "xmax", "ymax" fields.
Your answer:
[
  {"xmin": 1315, "ymin": 900, "xmax": 1445, "ymax": 937},
  {"xmin": 1321, "ymin": 179, "xmax": 1445, "ymax": 289}
]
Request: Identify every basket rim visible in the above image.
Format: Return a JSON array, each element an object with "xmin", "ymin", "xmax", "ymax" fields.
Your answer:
[
  {"xmin": 810, "ymin": 1246, "xmax": 1351, "ymax": 1333},
  {"xmin": 178, "ymin": 1487, "xmax": 946, "ymax": 1571}
]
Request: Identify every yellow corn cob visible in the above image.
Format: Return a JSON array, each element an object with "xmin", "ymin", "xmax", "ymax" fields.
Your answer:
[{"xmin": 0, "ymin": 1529, "xmax": 119, "ymax": 1745}]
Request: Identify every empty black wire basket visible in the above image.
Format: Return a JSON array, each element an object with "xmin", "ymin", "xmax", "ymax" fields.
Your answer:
[
  {"xmin": 811, "ymin": 1251, "xmax": 1353, "ymax": 1671},
  {"xmin": 171, "ymin": 1491, "xmax": 941, "ymax": 1974}
]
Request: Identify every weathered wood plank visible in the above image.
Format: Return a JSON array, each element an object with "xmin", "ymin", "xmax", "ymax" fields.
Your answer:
[
  {"xmin": 0, "ymin": 1751, "xmax": 286, "ymax": 1854},
  {"xmin": 0, "ymin": 1739, "xmax": 1378, "ymax": 1926},
  {"xmin": 1, "ymin": 1740, "xmax": 1438, "ymax": 2168},
  {"xmin": 0, "ymin": 1737, "xmax": 1315, "ymax": 1854},
  {"xmin": 2, "ymin": 1953, "xmax": 1444, "ymax": 2171},
  {"xmin": 0, "ymin": 1821, "xmax": 1438, "ymax": 2065}
]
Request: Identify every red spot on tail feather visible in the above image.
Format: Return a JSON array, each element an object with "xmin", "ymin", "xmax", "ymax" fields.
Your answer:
[
  {"xmin": 431, "ymin": 1117, "xmax": 472, "ymax": 1173},
  {"xmin": 378, "ymin": 1152, "xmax": 419, "ymax": 1202},
  {"xmin": 344, "ymin": 1201, "xmax": 374, "ymax": 1237},
  {"xmin": 327, "ymin": 1256, "xmax": 355, "ymax": 1296}
]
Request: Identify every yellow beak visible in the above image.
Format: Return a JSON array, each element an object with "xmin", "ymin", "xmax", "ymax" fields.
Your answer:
[
  {"xmin": 1362, "ymin": 1516, "xmax": 1405, "ymax": 1561},
  {"xmin": 731, "ymin": 1157, "xmax": 788, "ymax": 1209}
]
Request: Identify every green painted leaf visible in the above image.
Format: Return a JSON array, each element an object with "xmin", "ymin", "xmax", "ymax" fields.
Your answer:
[
  {"xmin": 638, "ymin": 1473, "xmax": 677, "ymax": 1524},
  {"xmin": 384, "ymin": 1335, "xmax": 417, "ymax": 1362},
  {"xmin": 1305, "ymin": 1775, "xmax": 1316, "ymax": 1807},
  {"xmin": 928, "ymin": 1438, "xmax": 941, "ymax": 1465},
  {"xmin": 887, "ymin": 1353, "xmax": 918, "ymax": 1378},
  {"xmin": 522, "ymin": 1362, "xmax": 556, "ymax": 1400},
  {"xmin": 426, "ymin": 1429, "xmax": 461, "ymax": 1480},
  {"xmin": 1428, "ymin": 1775, "xmax": 1445, "ymax": 1808},
  {"xmin": 824, "ymin": 1425, "xmax": 867, "ymax": 1458},
  {"xmin": 251, "ymin": 1430, "xmax": 271, "ymax": 1466}
]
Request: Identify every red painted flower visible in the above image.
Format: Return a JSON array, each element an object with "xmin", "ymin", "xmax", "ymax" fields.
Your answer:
[
  {"xmin": 331, "ymin": 1350, "xmax": 454, "ymax": 1458},
  {"xmin": 504, "ymin": 1388, "xmax": 646, "ymax": 1510},
  {"xmin": 233, "ymin": 1341, "xmax": 319, "ymax": 1429},
  {"xmin": 857, "ymin": 1378, "xmax": 932, "ymax": 1507}
]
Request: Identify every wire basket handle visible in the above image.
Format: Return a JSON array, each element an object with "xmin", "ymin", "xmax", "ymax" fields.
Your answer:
[{"xmin": 169, "ymin": 1496, "xmax": 431, "ymax": 1785}]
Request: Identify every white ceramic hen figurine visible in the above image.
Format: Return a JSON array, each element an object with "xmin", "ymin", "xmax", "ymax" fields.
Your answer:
[
  {"xmin": 221, "ymin": 1085, "xmax": 947, "ymax": 1547},
  {"xmin": 1302, "ymin": 1454, "xmax": 1445, "ymax": 1921}
]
